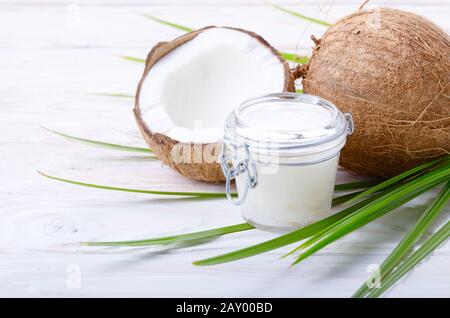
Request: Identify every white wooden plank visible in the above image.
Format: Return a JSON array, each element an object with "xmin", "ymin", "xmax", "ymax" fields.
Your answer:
[
  {"xmin": 0, "ymin": 0, "xmax": 449, "ymax": 298},
  {"xmin": 1, "ymin": 1, "xmax": 449, "ymax": 6},
  {"xmin": 0, "ymin": 250, "xmax": 449, "ymax": 297},
  {"xmin": 0, "ymin": 3, "xmax": 448, "ymax": 51}
]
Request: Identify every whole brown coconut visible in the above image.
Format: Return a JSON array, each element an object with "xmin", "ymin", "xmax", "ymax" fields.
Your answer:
[{"xmin": 300, "ymin": 8, "xmax": 450, "ymax": 178}]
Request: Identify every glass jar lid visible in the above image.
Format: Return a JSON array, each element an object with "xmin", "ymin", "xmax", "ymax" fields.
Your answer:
[{"xmin": 224, "ymin": 93, "xmax": 353, "ymax": 155}]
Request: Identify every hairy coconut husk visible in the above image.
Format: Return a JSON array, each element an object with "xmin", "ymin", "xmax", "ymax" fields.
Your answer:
[
  {"xmin": 134, "ymin": 26, "xmax": 295, "ymax": 182},
  {"xmin": 300, "ymin": 8, "xmax": 449, "ymax": 178}
]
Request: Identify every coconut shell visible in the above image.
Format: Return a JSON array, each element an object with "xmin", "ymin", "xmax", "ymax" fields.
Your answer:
[
  {"xmin": 301, "ymin": 8, "xmax": 450, "ymax": 178},
  {"xmin": 134, "ymin": 26, "xmax": 295, "ymax": 182}
]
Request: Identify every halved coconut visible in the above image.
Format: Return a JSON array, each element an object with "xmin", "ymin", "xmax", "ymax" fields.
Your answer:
[{"xmin": 134, "ymin": 26, "xmax": 295, "ymax": 182}]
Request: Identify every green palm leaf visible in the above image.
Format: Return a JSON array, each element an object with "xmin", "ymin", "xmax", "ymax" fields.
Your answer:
[
  {"xmin": 368, "ymin": 220, "xmax": 450, "ymax": 298},
  {"xmin": 86, "ymin": 223, "xmax": 254, "ymax": 246},
  {"xmin": 85, "ymin": 190, "xmax": 364, "ymax": 249},
  {"xmin": 89, "ymin": 92, "xmax": 134, "ymax": 99},
  {"xmin": 43, "ymin": 127, "xmax": 154, "ymax": 154},
  {"xmin": 142, "ymin": 14, "xmax": 194, "ymax": 32},
  {"xmin": 193, "ymin": 190, "xmax": 377, "ymax": 266},
  {"xmin": 194, "ymin": 162, "xmax": 449, "ymax": 266},
  {"xmin": 268, "ymin": 3, "xmax": 332, "ymax": 27},
  {"xmin": 280, "ymin": 53, "xmax": 309, "ymax": 64},
  {"xmin": 39, "ymin": 170, "xmax": 376, "ymax": 199},
  {"xmin": 123, "ymin": 52, "xmax": 303, "ymax": 64},
  {"xmin": 353, "ymin": 181, "xmax": 450, "ymax": 298},
  {"xmin": 290, "ymin": 162, "xmax": 450, "ymax": 266},
  {"xmin": 334, "ymin": 180, "xmax": 379, "ymax": 191},
  {"xmin": 288, "ymin": 158, "xmax": 449, "ymax": 254},
  {"xmin": 38, "ymin": 171, "xmax": 228, "ymax": 198},
  {"xmin": 346, "ymin": 156, "xmax": 448, "ymax": 205},
  {"xmin": 136, "ymin": 15, "xmax": 305, "ymax": 64},
  {"xmin": 121, "ymin": 56, "xmax": 146, "ymax": 63}
]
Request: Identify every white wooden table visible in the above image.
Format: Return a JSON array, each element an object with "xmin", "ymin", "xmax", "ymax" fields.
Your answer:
[{"xmin": 0, "ymin": 0, "xmax": 449, "ymax": 298}]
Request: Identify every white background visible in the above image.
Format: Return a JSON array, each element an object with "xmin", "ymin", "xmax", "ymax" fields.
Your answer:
[{"xmin": 0, "ymin": 0, "xmax": 449, "ymax": 297}]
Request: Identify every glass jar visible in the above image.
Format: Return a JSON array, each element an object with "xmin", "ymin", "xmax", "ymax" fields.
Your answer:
[{"xmin": 220, "ymin": 93, "xmax": 354, "ymax": 232}]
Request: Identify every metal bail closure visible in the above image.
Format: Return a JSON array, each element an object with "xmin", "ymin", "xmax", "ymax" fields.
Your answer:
[
  {"xmin": 219, "ymin": 142, "xmax": 258, "ymax": 206},
  {"xmin": 344, "ymin": 113, "xmax": 354, "ymax": 135}
]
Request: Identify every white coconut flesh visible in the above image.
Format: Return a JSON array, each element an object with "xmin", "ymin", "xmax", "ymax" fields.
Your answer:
[{"xmin": 138, "ymin": 27, "xmax": 289, "ymax": 144}]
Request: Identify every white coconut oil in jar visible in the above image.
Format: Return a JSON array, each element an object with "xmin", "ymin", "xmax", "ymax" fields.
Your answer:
[{"xmin": 220, "ymin": 93, "xmax": 354, "ymax": 232}]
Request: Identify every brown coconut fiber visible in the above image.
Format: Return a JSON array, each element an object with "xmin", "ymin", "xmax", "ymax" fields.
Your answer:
[{"xmin": 298, "ymin": 7, "xmax": 450, "ymax": 178}]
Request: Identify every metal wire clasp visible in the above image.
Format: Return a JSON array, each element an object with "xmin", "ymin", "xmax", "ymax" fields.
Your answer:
[
  {"xmin": 344, "ymin": 113, "xmax": 354, "ymax": 135},
  {"xmin": 219, "ymin": 142, "xmax": 258, "ymax": 206}
]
